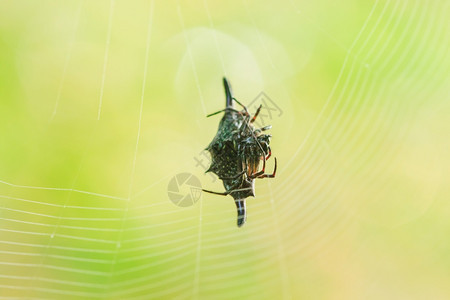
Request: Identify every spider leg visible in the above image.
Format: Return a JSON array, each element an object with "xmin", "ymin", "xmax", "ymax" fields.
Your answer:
[
  {"xmin": 242, "ymin": 159, "xmax": 248, "ymax": 176},
  {"xmin": 250, "ymin": 104, "xmax": 262, "ymax": 123},
  {"xmin": 248, "ymin": 156, "xmax": 266, "ymax": 179},
  {"xmin": 257, "ymin": 157, "xmax": 277, "ymax": 179},
  {"xmin": 239, "ymin": 116, "xmax": 252, "ymax": 134},
  {"xmin": 251, "ymin": 130, "xmax": 267, "ymax": 159},
  {"xmin": 254, "ymin": 125, "xmax": 272, "ymax": 135},
  {"xmin": 207, "ymin": 107, "xmax": 242, "ymax": 117},
  {"xmin": 266, "ymin": 147, "xmax": 272, "ymax": 160},
  {"xmin": 202, "ymin": 189, "xmax": 229, "ymax": 196},
  {"xmin": 232, "ymin": 97, "xmax": 250, "ymax": 116}
]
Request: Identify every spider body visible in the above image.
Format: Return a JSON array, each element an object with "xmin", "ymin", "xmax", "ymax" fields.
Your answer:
[
  {"xmin": 237, "ymin": 126, "xmax": 272, "ymax": 178},
  {"xmin": 203, "ymin": 78, "xmax": 277, "ymax": 227}
]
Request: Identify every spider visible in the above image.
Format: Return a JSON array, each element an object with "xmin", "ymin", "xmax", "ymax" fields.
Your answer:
[{"xmin": 202, "ymin": 77, "xmax": 277, "ymax": 227}]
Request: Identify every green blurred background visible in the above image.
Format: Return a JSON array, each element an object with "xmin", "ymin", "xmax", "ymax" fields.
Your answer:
[{"xmin": 1, "ymin": 0, "xmax": 449, "ymax": 299}]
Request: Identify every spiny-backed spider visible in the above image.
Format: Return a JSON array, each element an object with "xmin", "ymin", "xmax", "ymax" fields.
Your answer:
[{"xmin": 202, "ymin": 77, "xmax": 277, "ymax": 227}]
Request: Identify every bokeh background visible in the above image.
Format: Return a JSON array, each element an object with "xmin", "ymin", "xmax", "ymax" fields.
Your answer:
[{"xmin": 1, "ymin": 0, "xmax": 449, "ymax": 299}]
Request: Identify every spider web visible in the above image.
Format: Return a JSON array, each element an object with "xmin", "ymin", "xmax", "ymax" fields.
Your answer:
[{"xmin": 1, "ymin": 0, "xmax": 449, "ymax": 299}]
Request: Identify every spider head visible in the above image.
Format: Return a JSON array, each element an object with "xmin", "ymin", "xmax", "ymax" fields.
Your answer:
[{"xmin": 256, "ymin": 134, "xmax": 271, "ymax": 156}]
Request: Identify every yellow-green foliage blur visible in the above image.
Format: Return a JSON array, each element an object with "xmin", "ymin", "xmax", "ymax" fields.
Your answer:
[{"xmin": 0, "ymin": 0, "xmax": 449, "ymax": 299}]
